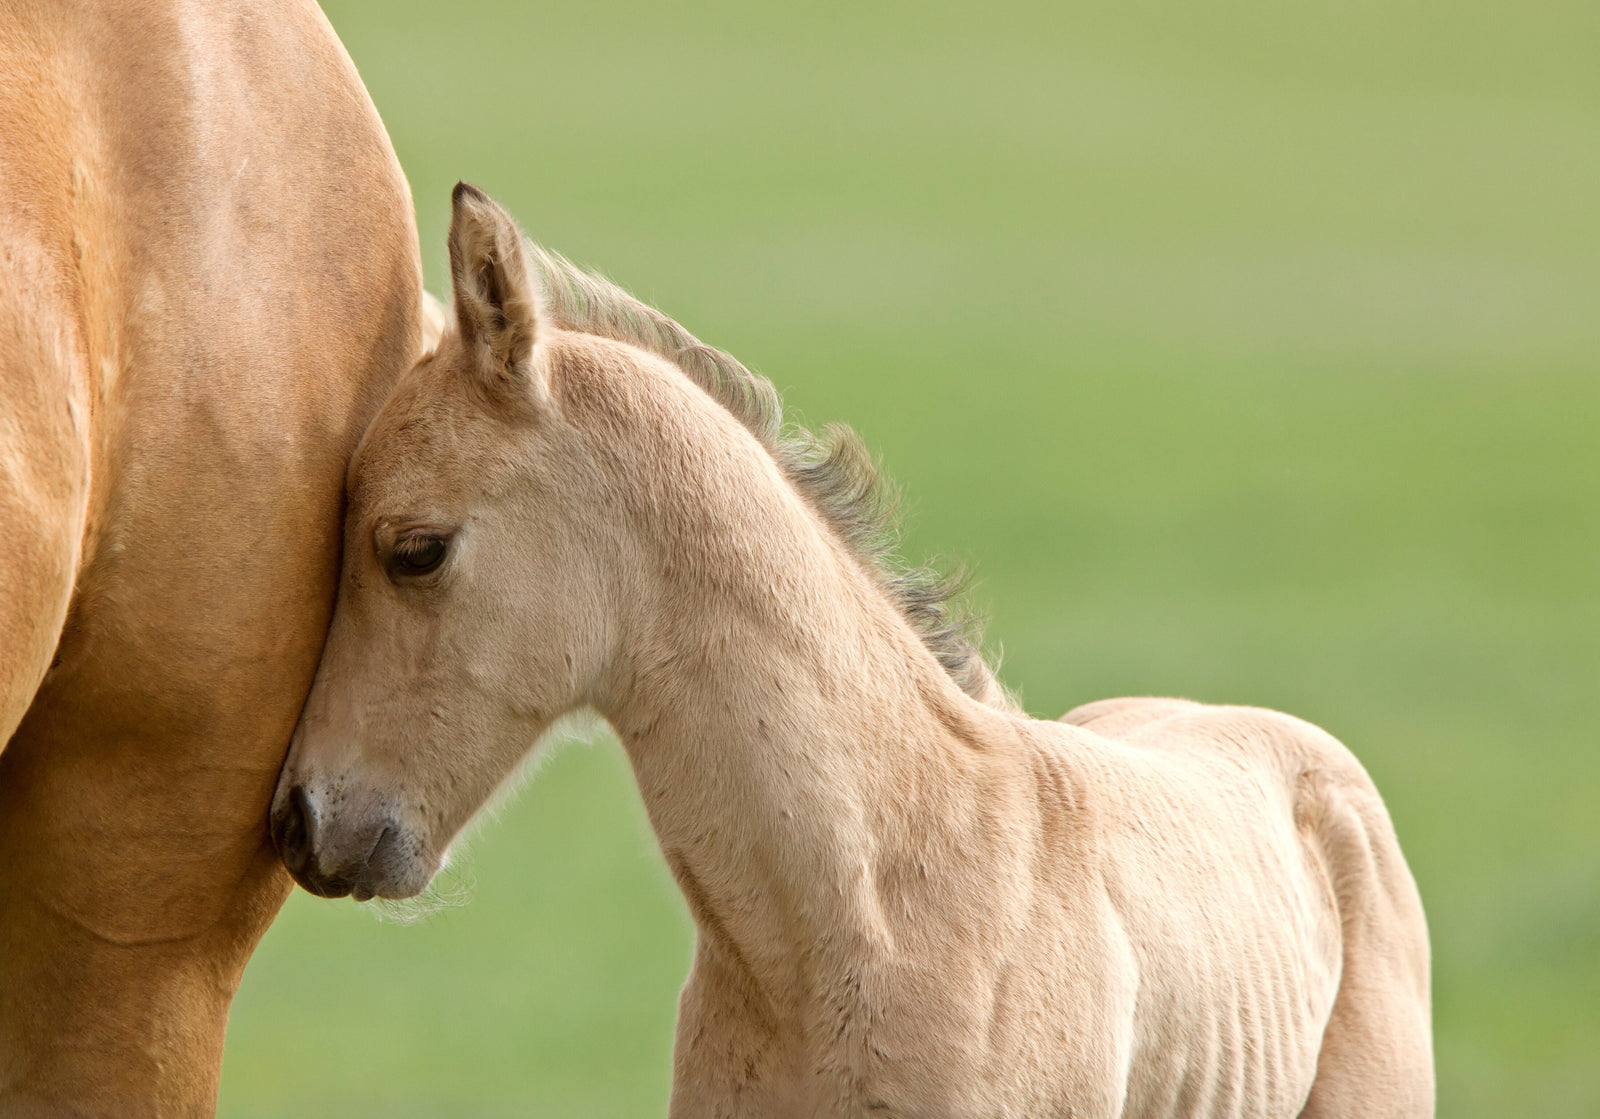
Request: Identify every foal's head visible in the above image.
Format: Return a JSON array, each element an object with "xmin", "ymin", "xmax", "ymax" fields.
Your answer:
[
  {"xmin": 271, "ymin": 184, "xmax": 1000, "ymax": 900},
  {"xmin": 270, "ymin": 185, "xmax": 631, "ymax": 899}
]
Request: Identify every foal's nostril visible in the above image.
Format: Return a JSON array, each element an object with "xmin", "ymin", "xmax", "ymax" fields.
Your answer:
[{"xmin": 272, "ymin": 784, "xmax": 316, "ymax": 875}]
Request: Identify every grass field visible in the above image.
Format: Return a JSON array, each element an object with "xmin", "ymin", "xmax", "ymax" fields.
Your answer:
[{"xmin": 219, "ymin": 1, "xmax": 1599, "ymax": 1114}]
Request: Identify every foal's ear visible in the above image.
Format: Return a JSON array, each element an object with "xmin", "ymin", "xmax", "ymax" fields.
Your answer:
[{"xmin": 448, "ymin": 182, "xmax": 545, "ymax": 406}]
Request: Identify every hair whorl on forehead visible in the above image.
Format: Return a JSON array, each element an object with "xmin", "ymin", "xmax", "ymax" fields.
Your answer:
[{"xmin": 523, "ymin": 242, "xmax": 1013, "ymax": 709}]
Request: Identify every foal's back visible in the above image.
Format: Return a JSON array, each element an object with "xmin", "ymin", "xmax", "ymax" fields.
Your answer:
[{"xmin": 1057, "ymin": 697, "xmax": 1433, "ymax": 1117}]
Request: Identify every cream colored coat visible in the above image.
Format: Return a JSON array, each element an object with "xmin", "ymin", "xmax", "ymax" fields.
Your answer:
[
  {"xmin": 275, "ymin": 186, "xmax": 1434, "ymax": 1117},
  {"xmin": 0, "ymin": 2, "xmax": 424, "ymax": 1113}
]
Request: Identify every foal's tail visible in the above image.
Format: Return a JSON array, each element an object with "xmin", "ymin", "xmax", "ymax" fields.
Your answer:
[{"xmin": 1295, "ymin": 760, "xmax": 1435, "ymax": 1118}]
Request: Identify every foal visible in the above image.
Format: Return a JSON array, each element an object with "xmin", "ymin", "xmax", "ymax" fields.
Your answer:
[{"xmin": 272, "ymin": 184, "xmax": 1433, "ymax": 1118}]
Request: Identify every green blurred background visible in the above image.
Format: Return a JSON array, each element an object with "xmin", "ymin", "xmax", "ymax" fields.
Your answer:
[{"xmin": 220, "ymin": 1, "xmax": 1599, "ymax": 1114}]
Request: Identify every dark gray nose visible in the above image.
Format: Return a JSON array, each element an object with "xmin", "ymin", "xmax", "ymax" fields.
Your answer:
[
  {"xmin": 270, "ymin": 784, "xmax": 316, "ymax": 878},
  {"xmin": 268, "ymin": 783, "xmax": 370, "ymax": 899}
]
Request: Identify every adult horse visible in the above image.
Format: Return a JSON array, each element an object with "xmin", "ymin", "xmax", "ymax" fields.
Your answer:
[{"xmin": 0, "ymin": 1, "xmax": 422, "ymax": 1113}]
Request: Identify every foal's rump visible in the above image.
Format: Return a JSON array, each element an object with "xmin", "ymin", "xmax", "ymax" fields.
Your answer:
[{"xmin": 1061, "ymin": 697, "xmax": 1433, "ymax": 1116}]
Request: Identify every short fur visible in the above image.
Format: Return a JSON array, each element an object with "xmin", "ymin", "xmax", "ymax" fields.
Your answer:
[
  {"xmin": 519, "ymin": 230, "xmax": 1008, "ymax": 707},
  {"xmin": 0, "ymin": 2, "xmax": 424, "ymax": 1113},
  {"xmin": 275, "ymin": 187, "xmax": 1433, "ymax": 1118}
]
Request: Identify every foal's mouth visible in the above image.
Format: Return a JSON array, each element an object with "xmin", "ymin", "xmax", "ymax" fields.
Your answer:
[
  {"xmin": 271, "ymin": 785, "xmax": 407, "ymax": 900},
  {"xmin": 349, "ymin": 825, "xmax": 392, "ymax": 902},
  {"xmin": 284, "ymin": 825, "xmax": 398, "ymax": 900}
]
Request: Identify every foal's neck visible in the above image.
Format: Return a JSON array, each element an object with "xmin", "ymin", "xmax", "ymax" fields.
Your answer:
[{"xmin": 593, "ymin": 399, "xmax": 1017, "ymax": 1018}]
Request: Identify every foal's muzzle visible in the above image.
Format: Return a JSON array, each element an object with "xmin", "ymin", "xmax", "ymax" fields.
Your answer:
[
  {"xmin": 271, "ymin": 785, "xmax": 333, "ymax": 892},
  {"xmin": 269, "ymin": 783, "xmax": 404, "ymax": 901}
]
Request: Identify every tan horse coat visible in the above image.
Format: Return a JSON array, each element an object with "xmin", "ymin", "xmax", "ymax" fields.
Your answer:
[
  {"xmin": 276, "ymin": 187, "xmax": 1433, "ymax": 1117},
  {"xmin": 0, "ymin": 1, "xmax": 423, "ymax": 1112}
]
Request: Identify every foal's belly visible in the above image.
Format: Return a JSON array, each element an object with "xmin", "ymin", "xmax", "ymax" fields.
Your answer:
[
  {"xmin": 1092, "ymin": 775, "xmax": 1339, "ymax": 1113},
  {"xmin": 1116, "ymin": 978, "xmax": 1327, "ymax": 1119}
]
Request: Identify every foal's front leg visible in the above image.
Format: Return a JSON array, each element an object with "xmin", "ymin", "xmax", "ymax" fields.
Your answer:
[{"xmin": 668, "ymin": 942, "xmax": 812, "ymax": 1118}]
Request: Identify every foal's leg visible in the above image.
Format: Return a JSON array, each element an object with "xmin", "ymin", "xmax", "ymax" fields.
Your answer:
[{"xmin": 669, "ymin": 942, "xmax": 796, "ymax": 1119}]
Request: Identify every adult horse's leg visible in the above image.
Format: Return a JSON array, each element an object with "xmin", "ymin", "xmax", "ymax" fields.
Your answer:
[{"xmin": 0, "ymin": 2, "xmax": 421, "ymax": 1113}]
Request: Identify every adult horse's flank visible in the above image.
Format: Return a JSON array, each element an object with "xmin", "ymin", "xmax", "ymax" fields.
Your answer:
[
  {"xmin": 274, "ymin": 185, "xmax": 1434, "ymax": 1117},
  {"xmin": 0, "ymin": 1, "xmax": 422, "ymax": 1113}
]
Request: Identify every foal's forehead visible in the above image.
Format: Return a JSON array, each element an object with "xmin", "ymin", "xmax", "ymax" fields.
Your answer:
[{"xmin": 347, "ymin": 352, "xmax": 487, "ymax": 506}]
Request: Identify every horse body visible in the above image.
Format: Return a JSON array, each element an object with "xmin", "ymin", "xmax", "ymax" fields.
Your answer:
[
  {"xmin": 273, "ymin": 186, "xmax": 1431, "ymax": 1117},
  {"xmin": 640, "ymin": 665, "xmax": 1420, "ymax": 1117},
  {"xmin": 0, "ymin": 1, "xmax": 421, "ymax": 1112}
]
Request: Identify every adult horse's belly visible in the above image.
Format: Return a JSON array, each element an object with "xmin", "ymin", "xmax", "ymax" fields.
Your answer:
[{"xmin": 0, "ymin": 1, "xmax": 420, "ymax": 1114}]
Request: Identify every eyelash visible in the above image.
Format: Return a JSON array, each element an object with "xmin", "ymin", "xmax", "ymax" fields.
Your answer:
[{"xmin": 389, "ymin": 533, "xmax": 450, "ymax": 577}]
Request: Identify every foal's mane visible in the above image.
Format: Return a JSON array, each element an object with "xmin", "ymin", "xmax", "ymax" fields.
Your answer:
[{"xmin": 524, "ymin": 242, "xmax": 1009, "ymax": 707}]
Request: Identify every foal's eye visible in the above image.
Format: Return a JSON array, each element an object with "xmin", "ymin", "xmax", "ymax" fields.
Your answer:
[{"xmin": 389, "ymin": 533, "xmax": 450, "ymax": 577}]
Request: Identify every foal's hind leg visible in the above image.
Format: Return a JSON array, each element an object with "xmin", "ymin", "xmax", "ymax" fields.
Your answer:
[{"xmin": 1298, "ymin": 778, "xmax": 1434, "ymax": 1118}]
